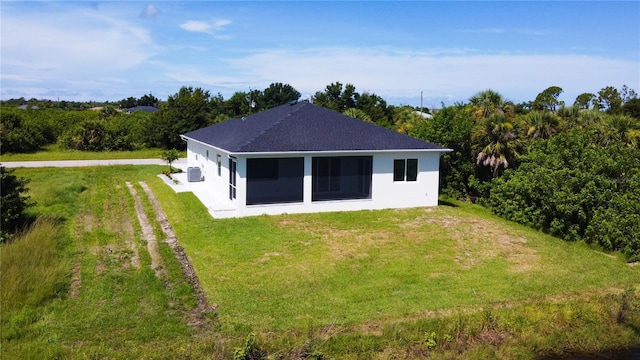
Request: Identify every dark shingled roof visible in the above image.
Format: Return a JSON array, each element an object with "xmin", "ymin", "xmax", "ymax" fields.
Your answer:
[
  {"xmin": 126, "ymin": 106, "xmax": 159, "ymax": 113},
  {"xmin": 182, "ymin": 102, "xmax": 447, "ymax": 153}
]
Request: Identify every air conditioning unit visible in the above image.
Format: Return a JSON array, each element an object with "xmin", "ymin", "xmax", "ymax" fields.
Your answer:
[{"xmin": 187, "ymin": 167, "xmax": 201, "ymax": 182}]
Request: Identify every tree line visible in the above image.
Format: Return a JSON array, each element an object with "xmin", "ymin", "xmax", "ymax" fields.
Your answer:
[
  {"xmin": 409, "ymin": 86, "xmax": 640, "ymax": 260},
  {"xmin": 1, "ymin": 83, "xmax": 639, "ymax": 259},
  {"xmin": 0, "ymin": 82, "xmax": 429, "ymax": 152}
]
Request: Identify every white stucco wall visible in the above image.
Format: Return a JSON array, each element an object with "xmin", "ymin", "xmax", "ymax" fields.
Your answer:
[
  {"xmin": 185, "ymin": 140, "xmax": 445, "ymax": 218},
  {"xmin": 185, "ymin": 140, "xmax": 231, "ymax": 200},
  {"xmin": 235, "ymin": 151, "xmax": 443, "ymax": 217}
]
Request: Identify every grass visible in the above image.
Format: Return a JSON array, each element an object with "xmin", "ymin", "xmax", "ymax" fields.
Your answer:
[
  {"xmin": 1, "ymin": 166, "xmax": 200, "ymax": 359},
  {"xmin": 0, "ymin": 217, "xmax": 69, "ymax": 313},
  {"xmin": 2, "ymin": 165, "xmax": 639, "ymax": 359},
  {"xmin": 152, "ymin": 193, "xmax": 638, "ymax": 333},
  {"xmin": 0, "ymin": 144, "xmax": 180, "ymax": 162}
]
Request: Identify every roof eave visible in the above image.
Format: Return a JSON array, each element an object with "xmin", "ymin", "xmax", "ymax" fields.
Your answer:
[
  {"xmin": 227, "ymin": 148, "xmax": 453, "ymax": 157},
  {"xmin": 180, "ymin": 135, "xmax": 233, "ymax": 155}
]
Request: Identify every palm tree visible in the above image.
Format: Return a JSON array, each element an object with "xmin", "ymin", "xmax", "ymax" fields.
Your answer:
[
  {"xmin": 593, "ymin": 114, "xmax": 640, "ymax": 148},
  {"xmin": 557, "ymin": 105, "xmax": 580, "ymax": 130},
  {"xmin": 578, "ymin": 110, "xmax": 605, "ymax": 127},
  {"xmin": 469, "ymin": 89, "xmax": 505, "ymax": 120},
  {"xmin": 472, "ymin": 114, "xmax": 520, "ymax": 177},
  {"xmin": 343, "ymin": 108, "xmax": 372, "ymax": 123},
  {"xmin": 525, "ymin": 111, "xmax": 560, "ymax": 140}
]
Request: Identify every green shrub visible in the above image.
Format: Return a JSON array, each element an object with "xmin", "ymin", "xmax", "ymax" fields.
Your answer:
[
  {"xmin": 0, "ymin": 167, "xmax": 32, "ymax": 242},
  {"xmin": 233, "ymin": 333, "xmax": 267, "ymax": 360}
]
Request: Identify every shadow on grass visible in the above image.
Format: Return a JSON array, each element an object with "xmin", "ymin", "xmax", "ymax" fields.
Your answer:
[{"xmin": 438, "ymin": 198, "xmax": 459, "ymax": 207}]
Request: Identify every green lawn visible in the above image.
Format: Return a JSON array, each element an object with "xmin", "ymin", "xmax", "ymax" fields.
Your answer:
[
  {"xmin": 154, "ymin": 188, "xmax": 639, "ymax": 332},
  {"xmin": 2, "ymin": 166, "xmax": 639, "ymax": 359},
  {"xmin": 0, "ymin": 145, "xmax": 179, "ymax": 162}
]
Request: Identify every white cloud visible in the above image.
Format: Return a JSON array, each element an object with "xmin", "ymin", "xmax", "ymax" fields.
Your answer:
[
  {"xmin": 180, "ymin": 20, "xmax": 212, "ymax": 33},
  {"xmin": 1, "ymin": 7, "xmax": 158, "ymax": 78},
  {"xmin": 179, "ymin": 18, "xmax": 232, "ymax": 39},
  {"xmin": 223, "ymin": 47, "xmax": 639, "ymax": 104}
]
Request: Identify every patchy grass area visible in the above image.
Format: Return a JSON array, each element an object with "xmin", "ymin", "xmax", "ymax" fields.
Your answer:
[
  {"xmin": 2, "ymin": 165, "xmax": 639, "ymax": 359},
  {"xmin": 157, "ymin": 192, "xmax": 639, "ymax": 329},
  {"xmin": 1, "ymin": 166, "xmax": 205, "ymax": 359},
  {"xmin": 0, "ymin": 144, "xmax": 178, "ymax": 162}
]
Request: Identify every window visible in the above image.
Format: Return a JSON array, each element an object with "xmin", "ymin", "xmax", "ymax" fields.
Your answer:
[
  {"xmin": 247, "ymin": 158, "xmax": 278, "ymax": 180},
  {"xmin": 394, "ymin": 158, "xmax": 418, "ymax": 182},
  {"xmin": 407, "ymin": 159, "xmax": 418, "ymax": 181},
  {"xmin": 312, "ymin": 156, "xmax": 372, "ymax": 201},
  {"xmin": 246, "ymin": 158, "xmax": 303, "ymax": 205},
  {"xmin": 393, "ymin": 159, "xmax": 405, "ymax": 181},
  {"xmin": 229, "ymin": 157, "xmax": 236, "ymax": 200},
  {"xmin": 217, "ymin": 154, "xmax": 221, "ymax": 176}
]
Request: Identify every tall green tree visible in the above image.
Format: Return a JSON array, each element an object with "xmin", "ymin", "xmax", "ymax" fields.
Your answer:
[
  {"xmin": 623, "ymin": 98, "xmax": 640, "ymax": 119},
  {"xmin": 594, "ymin": 86, "xmax": 623, "ymax": 114},
  {"xmin": 574, "ymin": 93, "xmax": 596, "ymax": 109},
  {"xmin": 138, "ymin": 93, "xmax": 159, "ymax": 107},
  {"xmin": 313, "ymin": 82, "xmax": 357, "ymax": 112},
  {"xmin": 262, "ymin": 83, "xmax": 301, "ymax": 109},
  {"xmin": 119, "ymin": 96, "xmax": 137, "ymax": 108},
  {"xmin": 472, "ymin": 114, "xmax": 520, "ymax": 177},
  {"xmin": 468, "ymin": 89, "xmax": 506, "ymax": 119},
  {"xmin": 411, "ymin": 103, "xmax": 476, "ymax": 198},
  {"xmin": 355, "ymin": 92, "xmax": 391, "ymax": 128},
  {"xmin": 154, "ymin": 86, "xmax": 213, "ymax": 150},
  {"xmin": 225, "ymin": 91, "xmax": 250, "ymax": 118},
  {"xmin": 533, "ymin": 86, "xmax": 564, "ymax": 112},
  {"xmin": 621, "ymin": 85, "xmax": 638, "ymax": 104}
]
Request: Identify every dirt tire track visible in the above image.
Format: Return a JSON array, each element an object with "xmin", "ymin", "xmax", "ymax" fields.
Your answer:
[
  {"xmin": 138, "ymin": 181, "xmax": 216, "ymax": 319},
  {"xmin": 126, "ymin": 182, "xmax": 167, "ymax": 279}
]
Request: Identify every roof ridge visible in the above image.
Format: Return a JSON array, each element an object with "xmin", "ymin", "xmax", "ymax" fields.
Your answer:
[{"xmin": 237, "ymin": 103, "xmax": 305, "ymax": 151}]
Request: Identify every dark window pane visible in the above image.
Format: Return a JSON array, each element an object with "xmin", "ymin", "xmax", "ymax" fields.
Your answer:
[
  {"xmin": 406, "ymin": 159, "xmax": 418, "ymax": 181},
  {"xmin": 246, "ymin": 158, "xmax": 303, "ymax": 205},
  {"xmin": 313, "ymin": 157, "xmax": 329, "ymax": 192},
  {"xmin": 330, "ymin": 157, "xmax": 341, "ymax": 191},
  {"xmin": 313, "ymin": 156, "xmax": 372, "ymax": 201},
  {"xmin": 394, "ymin": 159, "xmax": 405, "ymax": 181},
  {"xmin": 247, "ymin": 158, "xmax": 278, "ymax": 180}
]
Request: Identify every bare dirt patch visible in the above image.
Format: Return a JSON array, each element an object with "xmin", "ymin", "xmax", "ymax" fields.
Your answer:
[
  {"xmin": 70, "ymin": 262, "xmax": 82, "ymax": 298},
  {"xmin": 279, "ymin": 208, "xmax": 538, "ymax": 272},
  {"xmin": 126, "ymin": 182, "xmax": 167, "ymax": 279},
  {"xmin": 257, "ymin": 252, "xmax": 283, "ymax": 264},
  {"xmin": 138, "ymin": 181, "xmax": 216, "ymax": 325},
  {"xmin": 423, "ymin": 214, "xmax": 538, "ymax": 272}
]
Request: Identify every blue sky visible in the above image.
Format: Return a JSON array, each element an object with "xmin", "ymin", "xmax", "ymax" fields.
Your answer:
[{"xmin": 1, "ymin": 1, "xmax": 638, "ymax": 107}]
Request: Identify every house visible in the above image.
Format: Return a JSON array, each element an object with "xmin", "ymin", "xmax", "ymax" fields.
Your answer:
[
  {"xmin": 413, "ymin": 110, "xmax": 433, "ymax": 119},
  {"xmin": 125, "ymin": 105, "xmax": 159, "ymax": 113},
  {"xmin": 180, "ymin": 101, "xmax": 451, "ymax": 218}
]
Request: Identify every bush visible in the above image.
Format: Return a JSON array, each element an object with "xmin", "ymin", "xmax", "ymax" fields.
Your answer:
[
  {"xmin": 0, "ymin": 167, "xmax": 32, "ymax": 242},
  {"xmin": 487, "ymin": 130, "xmax": 640, "ymax": 259},
  {"xmin": 0, "ymin": 112, "xmax": 46, "ymax": 153}
]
